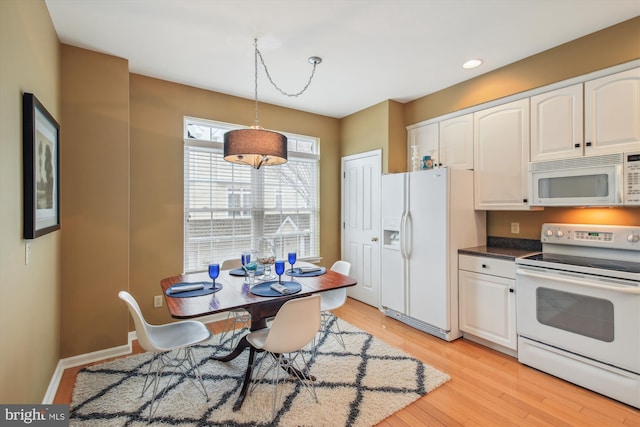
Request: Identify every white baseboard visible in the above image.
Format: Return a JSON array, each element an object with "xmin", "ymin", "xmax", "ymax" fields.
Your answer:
[
  {"xmin": 42, "ymin": 343, "xmax": 132, "ymax": 404},
  {"xmin": 43, "ymin": 313, "xmax": 228, "ymax": 404}
]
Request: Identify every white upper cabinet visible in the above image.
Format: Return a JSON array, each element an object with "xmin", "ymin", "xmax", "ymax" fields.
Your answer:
[
  {"xmin": 584, "ymin": 67, "xmax": 640, "ymax": 156},
  {"xmin": 474, "ymin": 98, "xmax": 531, "ymax": 210},
  {"xmin": 407, "ymin": 122, "xmax": 438, "ymax": 169},
  {"xmin": 439, "ymin": 113, "xmax": 474, "ymax": 169},
  {"xmin": 407, "ymin": 114, "xmax": 473, "ymax": 170},
  {"xmin": 531, "ymin": 68, "xmax": 640, "ymax": 162},
  {"xmin": 405, "ymin": 64, "xmax": 638, "ymax": 210},
  {"xmin": 530, "ymin": 84, "xmax": 583, "ymax": 162}
]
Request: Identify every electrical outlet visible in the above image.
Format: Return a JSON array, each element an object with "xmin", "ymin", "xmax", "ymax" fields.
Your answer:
[
  {"xmin": 511, "ymin": 222, "xmax": 520, "ymax": 234},
  {"xmin": 25, "ymin": 242, "xmax": 31, "ymax": 265},
  {"xmin": 153, "ymin": 295, "xmax": 163, "ymax": 308}
]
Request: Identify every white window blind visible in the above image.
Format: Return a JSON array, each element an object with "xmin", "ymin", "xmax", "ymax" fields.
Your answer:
[{"xmin": 184, "ymin": 117, "xmax": 320, "ymax": 273}]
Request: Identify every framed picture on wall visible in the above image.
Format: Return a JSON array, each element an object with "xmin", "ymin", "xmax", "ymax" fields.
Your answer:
[{"xmin": 23, "ymin": 92, "xmax": 60, "ymax": 239}]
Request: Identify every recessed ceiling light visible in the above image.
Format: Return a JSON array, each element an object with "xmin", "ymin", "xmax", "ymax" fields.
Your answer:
[{"xmin": 462, "ymin": 59, "xmax": 483, "ymax": 69}]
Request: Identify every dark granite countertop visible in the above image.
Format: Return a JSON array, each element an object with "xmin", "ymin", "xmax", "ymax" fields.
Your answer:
[
  {"xmin": 458, "ymin": 246, "xmax": 540, "ymax": 261},
  {"xmin": 458, "ymin": 237, "xmax": 541, "ymax": 261}
]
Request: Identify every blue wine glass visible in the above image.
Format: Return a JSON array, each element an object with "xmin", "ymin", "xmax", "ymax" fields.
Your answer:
[
  {"xmin": 241, "ymin": 251, "xmax": 251, "ymax": 266},
  {"xmin": 287, "ymin": 252, "xmax": 297, "ymax": 274},
  {"xmin": 208, "ymin": 263, "xmax": 220, "ymax": 287},
  {"xmin": 275, "ymin": 260, "xmax": 285, "ymax": 284},
  {"xmin": 241, "ymin": 251, "xmax": 251, "ymax": 278}
]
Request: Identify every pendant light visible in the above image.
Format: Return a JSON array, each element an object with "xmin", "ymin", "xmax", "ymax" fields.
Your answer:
[{"xmin": 224, "ymin": 39, "xmax": 322, "ymax": 169}]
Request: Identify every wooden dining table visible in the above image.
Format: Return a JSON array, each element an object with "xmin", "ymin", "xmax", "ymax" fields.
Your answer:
[{"xmin": 160, "ymin": 263, "xmax": 357, "ymax": 411}]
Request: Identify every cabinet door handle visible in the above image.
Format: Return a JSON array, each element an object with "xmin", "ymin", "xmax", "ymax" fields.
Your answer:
[
  {"xmin": 509, "ymin": 288, "xmax": 514, "ymax": 293},
  {"xmin": 586, "ymin": 141, "xmax": 592, "ymax": 147},
  {"xmin": 574, "ymin": 143, "xmax": 581, "ymax": 148},
  {"xmin": 481, "ymin": 264, "xmax": 487, "ymax": 268},
  {"xmin": 522, "ymin": 198, "xmax": 528, "ymax": 203}
]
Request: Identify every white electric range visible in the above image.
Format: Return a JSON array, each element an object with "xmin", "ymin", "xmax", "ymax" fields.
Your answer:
[{"xmin": 515, "ymin": 223, "xmax": 640, "ymax": 408}]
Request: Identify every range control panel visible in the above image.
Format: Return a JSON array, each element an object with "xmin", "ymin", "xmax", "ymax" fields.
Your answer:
[{"xmin": 541, "ymin": 223, "xmax": 640, "ymax": 250}]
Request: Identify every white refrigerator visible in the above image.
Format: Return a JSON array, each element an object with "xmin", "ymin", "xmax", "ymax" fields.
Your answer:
[{"xmin": 381, "ymin": 168, "xmax": 486, "ymax": 341}]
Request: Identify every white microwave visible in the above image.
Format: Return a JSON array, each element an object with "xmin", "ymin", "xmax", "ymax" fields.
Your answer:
[{"xmin": 529, "ymin": 151, "xmax": 640, "ymax": 207}]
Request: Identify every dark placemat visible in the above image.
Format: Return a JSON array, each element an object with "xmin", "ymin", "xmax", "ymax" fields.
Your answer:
[
  {"xmin": 250, "ymin": 280, "xmax": 302, "ymax": 297},
  {"xmin": 165, "ymin": 281, "xmax": 222, "ymax": 298},
  {"xmin": 229, "ymin": 266, "xmax": 265, "ymax": 276},
  {"xmin": 287, "ymin": 266, "xmax": 326, "ymax": 277}
]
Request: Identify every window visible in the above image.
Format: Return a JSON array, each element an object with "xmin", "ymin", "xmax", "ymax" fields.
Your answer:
[
  {"xmin": 184, "ymin": 117, "xmax": 320, "ymax": 273},
  {"xmin": 227, "ymin": 189, "xmax": 251, "ymax": 217}
]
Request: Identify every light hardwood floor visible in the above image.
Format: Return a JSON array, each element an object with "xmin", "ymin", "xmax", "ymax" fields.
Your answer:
[{"xmin": 55, "ymin": 298, "xmax": 640, "ymax": 426}]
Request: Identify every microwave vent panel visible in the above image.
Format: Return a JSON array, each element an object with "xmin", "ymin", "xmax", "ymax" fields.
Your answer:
[{"xmin": 530, "ymin": 153, "xmax": 623, "ymax": 172}]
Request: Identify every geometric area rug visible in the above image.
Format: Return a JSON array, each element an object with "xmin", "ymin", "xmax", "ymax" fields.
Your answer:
[{"xmin": 70, "ymin": 316, "xmax": 450, "ymax": 426}]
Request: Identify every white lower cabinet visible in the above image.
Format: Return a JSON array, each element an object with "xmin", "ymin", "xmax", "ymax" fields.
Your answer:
[{"xmin": 458, "ymin": 254, "xmax": 517, "ymax": 354}]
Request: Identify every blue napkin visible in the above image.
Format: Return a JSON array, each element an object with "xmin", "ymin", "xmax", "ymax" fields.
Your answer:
[
  {"xmin": 165, "ymin": 281, "xmax": 222, "ymax": 298},
  {"xmin": 249, "ymin": 280, "xmax": 302, "ymax": 297},
  {"xmin": 287, "ymin": 266, "xmax": 326, "ymax": 277}
]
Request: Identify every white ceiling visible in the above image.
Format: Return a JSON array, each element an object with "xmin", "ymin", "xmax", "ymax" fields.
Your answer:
[{"xmin": 45, "ymin": 0, "xmax": 639, "ymax": 119}]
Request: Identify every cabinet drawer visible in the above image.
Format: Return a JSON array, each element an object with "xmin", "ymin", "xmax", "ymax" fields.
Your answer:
[{"xmin": 459, "ymin": 254, "xmax": 515, "ymax": 279}]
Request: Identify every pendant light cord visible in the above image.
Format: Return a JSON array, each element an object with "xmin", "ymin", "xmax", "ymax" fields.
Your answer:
[
  {"xmin": 253, "ymin": 40, "xmax": 259, "ymax": 127},
  {"xmin": 254, "ymin": 38, "xmax": 320, "ymax": 99},
  {"xmin": 252, "ymin": 38, "xmax": 321, "ymax": 127}
]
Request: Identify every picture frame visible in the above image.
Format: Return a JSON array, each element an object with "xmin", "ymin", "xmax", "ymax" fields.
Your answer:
[{"xmin": 23, "ymin": 92, "xmax": 60, "ymax": 239}]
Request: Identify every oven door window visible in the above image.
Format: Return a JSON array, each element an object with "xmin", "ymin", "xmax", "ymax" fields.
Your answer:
[{"xmin": 536, "ymin": 287, "xmax": 614, "ymax": 342}]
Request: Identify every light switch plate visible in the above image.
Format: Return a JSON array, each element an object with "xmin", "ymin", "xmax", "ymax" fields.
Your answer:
[
  {"xmin": 153, "ymin": 295, "xmax": 163, "ymax": 308},
  {"xmin": 25, "ymin": 242, "xmax": 31, "ymax": 265}
]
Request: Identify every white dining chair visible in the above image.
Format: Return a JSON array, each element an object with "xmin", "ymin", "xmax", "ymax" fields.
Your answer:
[
  {"xmin": 118, "ymin": 291, "xmax": 211, "ymax": 422},
  {"xmin": 246, "ymin": 294, "xmax": 321, "ymax": 416},
  {"xmin": 218, "ymin": 259, "xmax": 251, "ymax": 348},
  {"xmin": 318, "ymin": 260, "xmax": 351, "ymax": 350}
]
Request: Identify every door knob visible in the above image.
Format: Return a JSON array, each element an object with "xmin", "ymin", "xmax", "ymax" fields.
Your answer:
[{"xmin": 371, "ymin": 237, "xmax": 379, "ymax": 242}]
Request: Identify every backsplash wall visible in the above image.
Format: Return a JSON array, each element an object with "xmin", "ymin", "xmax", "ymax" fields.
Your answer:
[{"xmin": 488, "ymin": 208, "xmax": 640, "ymax": 240}]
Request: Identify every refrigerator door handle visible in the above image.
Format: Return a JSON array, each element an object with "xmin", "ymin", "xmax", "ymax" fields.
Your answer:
[
  {"xmin": 400, "ymin": 209, "xmax": 408, "ymax": 259},
  {"xmin": 404, "ymin": 211, "xmax": 413, "ymax": 258}
]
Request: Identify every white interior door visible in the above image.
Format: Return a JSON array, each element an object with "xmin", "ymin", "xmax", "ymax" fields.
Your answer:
[{"xmin": 341, "ymin": 150, "xmax": 381, "ymax": 307}]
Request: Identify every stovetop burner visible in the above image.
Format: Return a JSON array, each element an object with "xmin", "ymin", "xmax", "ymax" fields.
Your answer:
[{"xmin": 520, "ymin": 252, "xmax": 640, "ymax": 275}]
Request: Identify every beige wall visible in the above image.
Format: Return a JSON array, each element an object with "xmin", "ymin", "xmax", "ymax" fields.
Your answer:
[
  {"xmin": 60, "ymin": 46, "xmax": 131, "ymax": 357},
  {"xmin": 128, "ymin": 75, "xmax": 341, "ymax": 326},
  {"xmin": 401, "ymin": 16, "xmax": 640, "ymax": 239},
  {"xmin": 0, "ymin": 0, "xmax": 61, "ymax": 403},
  {"xmin": 341, "ymin": 100, "xmax": 405, "ymax": 174},
  {"xmin": 387, "ymin": 100, "xmax": 406, "ymax": 174},
  {"xmin": 404, "ymin": 16, "xmax": 640, "ymax": 125}
]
